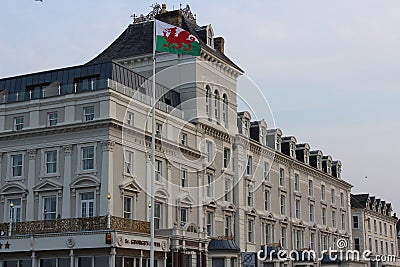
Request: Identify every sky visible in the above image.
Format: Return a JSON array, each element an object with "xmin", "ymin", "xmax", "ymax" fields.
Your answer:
[{"xmin": 1, "ymin": 1, "xmax": 399, "ymax": 211}]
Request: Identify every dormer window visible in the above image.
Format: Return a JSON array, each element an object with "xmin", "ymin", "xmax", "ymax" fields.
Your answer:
[
  {"xmin": 243, "ymin": 121, "xmax": 249, "ymax": 136},
  {"xmin": 260, "ymin": 128, "xmax": 266, "ymax": 146},
  {"xmin": 304, "ymin": 150, "xmax": 309, "ymax": 164},
  {"xmin": 317, "ymin": 156, "xmax": 321, "ymax": 170},
  {"xmin": 337, "ymin": 166, "xmax": 342, "ymax": 178},
  {"xmin": 206, "ymin": 26, "xmax": 214, "ymax": 47},
  {"xmin": 327, "ymin": 161, "xmax": 332, "ymax": 175},
  {"xmin": 276, "ymin": 136, "xmax": 281, "ymax": 151},
  {"xmin": 290, "ymin": 143, "xmax": 296, "ymax": 158}
]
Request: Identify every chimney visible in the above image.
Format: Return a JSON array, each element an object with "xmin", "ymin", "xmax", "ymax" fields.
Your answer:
[
  {"xmin": 161, "ymin": 4, "xmax": 167, "ymax": 14},
  {"xmin": 214, "ymin": 37, "xmax": 225, "ymax": 53}
]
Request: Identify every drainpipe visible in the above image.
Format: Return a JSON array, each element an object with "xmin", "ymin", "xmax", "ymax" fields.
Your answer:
[{"xmin": 288, "ymin": 158, "xmax": 295, "ymax": 267}]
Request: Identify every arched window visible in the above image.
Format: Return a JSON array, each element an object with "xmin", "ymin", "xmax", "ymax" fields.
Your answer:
[
  {"xmin": 214, "ymin": 90, "xmax": 220, "ymax": 121},
  {"xmin": 222, "ymin": 94, "xmax": 228, "ymax": 126},
  {"xmin": 206, "ymin": 86, "xmax": 211, "ymax": 117}
]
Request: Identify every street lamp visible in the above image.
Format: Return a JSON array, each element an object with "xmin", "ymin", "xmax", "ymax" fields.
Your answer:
[
  {"xmin": 9, "ymin": 202, "xmax": 14, "ymax": 237},
  {"xmin": 107, "ymin": 192, "xmax": 111, "ymax": 229}
]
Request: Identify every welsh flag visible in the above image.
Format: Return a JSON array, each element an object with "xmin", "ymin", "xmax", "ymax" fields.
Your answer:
[{"xmin": 155, "ymin": 20, "xmax": 201, "ymax": 56}]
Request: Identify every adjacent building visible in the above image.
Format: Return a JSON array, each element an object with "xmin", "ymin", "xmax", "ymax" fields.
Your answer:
[{"xmin": 351, "ymin": 194, "xmax": 399, "ymax": 267}]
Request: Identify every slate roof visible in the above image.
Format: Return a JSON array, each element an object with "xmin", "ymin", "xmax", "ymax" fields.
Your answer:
[
  {"xmin": 208, "ymin": 239, "xmax": 241, "ymax": 252},
  {"xmin": 351, "ymin": 193, "xmax": 369, "ymax": 209},
  {"xmin": 87, "ymin": 11, "xmax": 243, "ymax": 73}
]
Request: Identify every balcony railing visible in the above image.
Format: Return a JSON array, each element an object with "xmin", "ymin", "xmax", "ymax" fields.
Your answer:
[
  {"xmin": 0, "ymin": 79, "xmax": 184, "ymax": 119},
  {"xmin": 0, "ymin": 216, "xmax": 150, "ymax": 236}
]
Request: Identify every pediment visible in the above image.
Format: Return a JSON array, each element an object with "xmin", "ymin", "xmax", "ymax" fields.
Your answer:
[
  {"xmin": 71, "ymin": 175, "xmax": 100, "ymax": 189},
  {"xmin": 33, "ymin": 180, "xmax": 62, "ymax": 192},
  {"xmin": 119, "ymin": 179, "xmax": 141, "ymax": 194},
  {"xmin": 1, "ymin": 182, "xmax": 28, "ymax": 195},
  {"xmin": 155, "ymin": 189, "xmax": 170, "ymax": 199},
  {"xmin": 179, "ymin": 194, "xmax": 195, "ymax": 206}
]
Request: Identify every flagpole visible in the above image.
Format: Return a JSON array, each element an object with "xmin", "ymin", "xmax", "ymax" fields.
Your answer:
[{"xmin": 150, "ymin": 18, "xmax": 156, "ymax": 267}]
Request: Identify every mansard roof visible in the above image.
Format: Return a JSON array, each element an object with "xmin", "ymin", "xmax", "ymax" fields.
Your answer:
[
  {"xmin": 351, "ymin": 193, "xmax": 394, "ymax": 216},
  {"xmin": 87, "ymin": 10, "xmax": 243, "ymax": 72}
]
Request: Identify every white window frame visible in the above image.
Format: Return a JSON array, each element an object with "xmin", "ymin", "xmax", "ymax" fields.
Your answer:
[
  {"xmin": 295, "ymin": 199, "xmax": 301, "ymax": 219},
  {"xmin": 81, "ymin": 146, "xmax": 95, "ymax": 171},
  {"xmin": 14, "ymin": 116, "xmax": 24, "ymax": 131},
  {"xmin": 42, "ymin": 195, "xmax": 57, "ymax": 220},
  {"xmin": 206, "ymin": 211, "xmax": 214, "ymax": 237},
  {"xmin": 224, "ymin": 215, "xmax": 232, "ymax": 237},
  {"xmin": 332, "ymin": 210, "xmax": 336, "ymax": 228},
  {"xmin": 77, "ymin": 143, "xmax": 97, "ymax": 172},
  {"xmin": 124, "ymin": 150, "xmax": 134, "ymax": 175},
  {"xmin": 126, "ymin": 111, "xmax": 134, "ymax": 126},
  {"xmin": 340, "ymin": 192, "xmax": 345, "ymax": 207},
  {"xmin": 45, "ymin": 150, "xmax": 58, "ymax": 175},
  {"xmin": 205, "ymin": 86, "xmax": 211, "ymax": 117},
  {"xmin": 48, "ymin": 111, "xmax": 58, "ymax": 126},
  {"xmin": 123, "ymin": 196, "xmax": 134, "ymax": 219},
  {"xmin": 206, "ymin": 141, "xmax": 213, "ymax": 163},
  {"xmin": 224, "ymin": 178, "xmax": 232, "ymax": 202},
  {"xmin": 83, "ymin": 106, "xmax": 95, "ymax": 121},
  {"xmin": 247, "ymin": 184, "xmax": 254, "ymax": 207},
  {"xmin": 214, "ymin": 90, "xmax": 220, "ymax": 121},
  {"xmin": 223, "ymin": 148, "xmax": 230, "ymax": 169},
  {"xmin": 155, "ymin": 123, "xmax": 163, "ymax": 137},
  {"xmin": 321, "ymin": 184, "xmax": 326, "ymax": 201},
  {"xmin": 8, "ymin": 198, "xmax": 22, "ymax": 222},
  {"xmin": 206, "ymin": 173, "xmax": 213, "ymax": 198},
  {"xmin": 181, "ymin": 168, "xmax": 188, "ymax": 188},
  {"xmin": 181, "ymin": 133, "xmax": 188, "ymax": 146},
  {"xmin": 10, "ymin": 153, "xmax": 24, "ymax": 178},
  {"xmin": 246, "ymin": 155, "xmax": 252, "ymax": 175},
  {"xmin": 154, "ymin": 202, "xmax": 162, "ymax": 229},
  {"xmin": 294, "ymin": 173, "xmax": 299, "ymax": 191},
  {"xmin": 331, "ymin": 188, "xmax": 336, "ymax": 204},
  {"xmin": 308, "ymin": 179, "xmax": 314, "ymax": 196},
  {"xmin": 280, "ymin": 195, "xmax": 286, "ymax": 215},
  {"xmin": 322, "ymin": 207, "xmax": 327, "ymax": 225},
  {"xmin": 222, "ymin": 95, "xmax": 228, "ymax": 126},
  {"xmin": 80, "ymin": 191, "xmax": 95, "ymax": 218},
  {"xmin": 264, "ymin": 190, "xmax": 270, "ymax": 211},
  {"xmin": 309, "ymin": 204, "xmax": 315, "ymax": 222},
  {"xmin": 180, "ymin": 207, "xmax": 189, "ymax": 225},
  {"xmin": 264, "ymin": 162, "xmax": 270, "ymax": 181},
  {"xmin": 247, "ymin": 219, "xmax": 254, "ymax": 243},
  {"xmin": 155, "ymin": 159, "xmax": 162, "ymax": 182},
  {"xmin": 279, "ymin": 168, "xmax": 285, "ymax": 186}
]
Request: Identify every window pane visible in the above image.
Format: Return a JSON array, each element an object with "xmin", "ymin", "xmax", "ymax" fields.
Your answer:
[
  {"xmin": 78, "ymin": 257, "xmax": 92, "ymax": 267},
  {"xmin": 40, "ymin": 259, "xmax": 57, "ymax": 267},
  {"xmin": 94, "ymin": 256, "xmax": 109, "ymax": 267}
]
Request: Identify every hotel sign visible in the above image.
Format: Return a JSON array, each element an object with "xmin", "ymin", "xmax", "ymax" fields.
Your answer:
[{"xmin": 116, "ymin": 235, "xmax": 167, "ymax": 252}]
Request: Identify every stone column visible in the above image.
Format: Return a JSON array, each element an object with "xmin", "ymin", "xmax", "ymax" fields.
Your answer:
[
  {"xmin": 70, "ymin": 249, "xmax": 74, "ymax": 267},
  {"xmin": 110, "ymin": 247, "xmax": 116, "ymax": 267},
  {"xmin": 100, "ymin": 141, "xmax": 114, "ymax": 216},
  {"xmin": 31, "ymin": 251, "xmax": 37, "ymax": 267},
  {"xmin": 139, "ymin": 250, "xmax": 143, "ymax": 267},
  {"xmin": 26, "ymin": 149, "xmax": 37, "ymax": 221},
  {"xmin": 62, "ymin": 145, "xmax": 73, "ymax": 218}
]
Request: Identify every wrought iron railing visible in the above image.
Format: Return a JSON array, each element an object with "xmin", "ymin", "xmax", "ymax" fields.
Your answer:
[{"xmin": 0, "ymin": 216, "xmax": 150, "ymax": 236}]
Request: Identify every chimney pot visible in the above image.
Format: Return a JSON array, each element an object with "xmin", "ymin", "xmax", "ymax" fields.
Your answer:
[{"xmin": 161, "ymin": 4, "xmax": 167, "ymax": 13}]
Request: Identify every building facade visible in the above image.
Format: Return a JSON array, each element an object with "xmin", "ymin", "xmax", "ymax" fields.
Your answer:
[
  {"xmin": 351, "ymin": 194, "xmax": 399, "ymax": 267},
  {"xmin": 0, "ymin": 4, "xmax": 357, "ymax": 267}
]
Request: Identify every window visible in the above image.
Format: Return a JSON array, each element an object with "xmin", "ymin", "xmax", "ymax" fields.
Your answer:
[
  {"xmin": 155, "ymin": 123, "xmax": 162, "ymax": 136},
  {"xmin": 379, "ymin": 221, "xmax": 382, "ymax": 234},
  {"xmin": 180, "ymin": 207, "xmax": 189, "ymax": 225},
  {"xmin": 280, "ymin": 195, "xmax": 286, "ymax": 215},
  {"xmin": 341, "ymin": 213, "xmax": 346, "ymax": 230},
  {"xmin": 224, "ymin": 179, "xmax": 232, "ymax": 202},
  {"xmin": 82, "ymin": 146, "xmax": 94, "ymax": 170},
  {"xmin": 181, "ymin": 133, "xmax": 188, "ymax": 146},
  {"xmin": 181, "ymin": 169, "xmax": 188, "ymax": 188},
  {"xmin": 14, "ymin": 116, "xmax": 24, "ymax": 131},
  {"xmin": 317, "ymin": 157, "xmax": 321, "ymax": 170},
  {"xmin": 369, "ymin": 238, "xmax": 373, "ymax": 250},
  {"xmin": 295, "ymin": 199, "xmax": 301, "ymax": 219},
  {"xmin": 11, "ymin": 154, "xmax": 23, "ymax": 177},
  {"xmin": 331, "ymin": 188, "xmax": 335, "ymax": 204},
  {"xmin": 290, "ymin": 143, "xmax": 296, "ymax": 158},
  {"xmin": 48, "ymin": 112, "xmax": 58, "ymax": 126},
  {"xmin": 374, "ymin": 219, "xmax": 377, "ymax": 232},
  {"xmin": 391, "ymin": 243, "xmax": 394, "ymax": 255},
  {"xmin": 309, "ymin": 204, "xmax": 315, "ymax": 222},
  {"xmin": 126, "ymin": 112, "xmax": 134, "ymax": 126},
  {"xmin": 368, "ymin": 218, "xmax": 371, "ymax": 231},
  {"xmin": 332, "ymin": 211, "xmax": 336, "ymax": 228},
  {"xmin": 310, "ymin": 232, "xmax": 315, "ymax": 250},
  {"xmin": 260, "ymin": 128, "xmax": 266, "ymax": 146},
  {"xmin": 222, "ymin": 95, "xmax": 228, "ymax": 126},
  {"xmin": 276, "ymin": 136, "xmax": 281, "ymax": 151},
  {"xmin": 45, "ymin": 150, "xmax": 57, "ymax": 174},
  {"xmin": 248, "ymin": 219, "xmax": 254, "ymax": 243},
  {"xmin": 384, "ymin": 223, "xmax": 387, "ymax": 236},
  {"xmin": 223, "ymin": 148, "xmax": 230, "ymax": 168},
  {"xmin": 263, "ymin": 223, "xmax": 272, "ymax": 244},
  {"xmin": 124, "ymin": 150, "xmax": 134, "ymax": 174},
  {"xmin": 224, "ymin": 215, "xmax": 232, "ymax": 237},
  {"xmin": 155, "ymin": 160, "xmax": 162, "ymax": 181},
  {"xmin": 305, "ymin": 150, "xmax": 309, "ymax": 164},
  {"xmin": 206, "ymin": 212, "xmax": 213, "ymax": 236},
  {"xmin": 43, "ymin": 196, "xmax": 57, "ymax": 220},
  {"xmin": 390, "ymin": 225, "xmax": 393, "ymax": 237},
  {"xmin": 322, "ymin": 207, "xmax": 327, "ymax": 225},
  {"xmin": 206, "ymin": 86, "xmax": 211, "ymax": 117},
  {"xmin": 279, "ymin": 168, "xmax": 285, "ymax": 186},
  {"xmin": 308, "ymin": 180, "xmax": 314, "ymax": 196},
  {"xmin": 247, "ymin": 184, "xmax": 253, "ymax": 207},
  {"xmin": 322, "ymin": 235, "xmax": 328, "ymax": 250},
  {"xmin": 375, "ymin": 240, "xmax": 378, "ymax": 253},
  {"xmin": 264, "ymin": 191, "xmax": 270, "ymax": 211},
  {"xmin": 8, "ymin": 199, "xmax": 22, "ymax": 222},
  {"xmin": 206, "ymin": 141, "xmax": 213, "ymax": 163},
  {"xmin": 83, "ymin": 106, "xmax": 94, "ymax": 121},
  {"xmin": 80, "ymin": 192, "xmax": 95, "ymax": 217},
  {"xmin": 354, "ymin": 238, "xmax": 360, "ymax": 251},
  {"xmin": 295, "ymin": 229, "xmax": 303, "ymax": 249},
  {"xmin": 154, "ymin": 202, "xmax": 162, "ymax": 229},
  {"xmin": 246, "ymin": 155, "xmax": 252, "ymax": 175},
  {"xmin": 281, "ymin": 228, "xmax": 287, "ymax": 248},
  {"xmin": 294, "ymin": 174, "xmax": 299, "ymax": 191},
  {"xmin": 123, "ymin": 196, "xmax": 133, "ymax": 219},
  {"xmin": 214, "ymin": 91, "xmax": 220, "ymax": 121},
  {"xmin": 243, "ymin": 120, "xmax": 249, "ymax": 136},
  {"xmin": 380, "ymin": 241, "xmax": 384, "ymax": 254},
  {"xmin": 206, "ymin": 174, "xmax": 213, "ymax": 197},
  {"xmin": 353, "ymin": 216, "xmax": 359, "ymax": 228},
  {"xmin": 340, "ymin": 192, "xmax": 345, "ymax": 207},
  {"xmin": 264, "ymin": 162, "xmax": 270, "ymax": 181}
]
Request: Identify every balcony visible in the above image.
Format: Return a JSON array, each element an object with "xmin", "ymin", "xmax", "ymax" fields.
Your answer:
[
  {"xmin": 0, "ymin": 216, "xmax": 150, "ymax": 236},
  {"xmin": 0, "ymin": 79, "xmax": 184, "ymax": 119}
]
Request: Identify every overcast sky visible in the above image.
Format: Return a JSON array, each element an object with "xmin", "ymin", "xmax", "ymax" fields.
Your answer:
[{"xmin": 1, "ymin": 1, "xmax": 399, "ymax": 211}]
